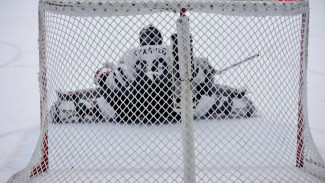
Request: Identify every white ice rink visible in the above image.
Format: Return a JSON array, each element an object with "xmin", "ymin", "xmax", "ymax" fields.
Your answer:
[{"xmin": 0, "ymin": 0, "xmax": 324, "ymax": 182}]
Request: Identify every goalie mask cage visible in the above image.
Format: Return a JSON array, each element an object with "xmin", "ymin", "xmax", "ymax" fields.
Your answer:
[{"xmin": 8, "ymin": 0, "xmax": 325, "ymax": 182}]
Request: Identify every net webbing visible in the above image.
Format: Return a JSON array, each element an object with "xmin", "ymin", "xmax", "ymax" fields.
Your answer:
[{"xmin": 8, "ymin": 0, "xmax": 325, "ymax": 182}]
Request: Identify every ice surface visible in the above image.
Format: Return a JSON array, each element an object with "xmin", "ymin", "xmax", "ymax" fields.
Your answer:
[{"xmin": 0, "ymin": 0, "xmax": 324, "ymax": 182}]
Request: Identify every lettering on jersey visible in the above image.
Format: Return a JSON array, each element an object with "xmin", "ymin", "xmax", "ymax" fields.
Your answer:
[{"xmin": 134, "ymin": 47, "xmax": 167, "ymax": 57}]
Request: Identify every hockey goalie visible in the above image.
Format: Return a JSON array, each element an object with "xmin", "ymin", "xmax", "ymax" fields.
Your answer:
[{"xmin": 50, "ymin": 25, "xmax": 256, "ymax": 123}]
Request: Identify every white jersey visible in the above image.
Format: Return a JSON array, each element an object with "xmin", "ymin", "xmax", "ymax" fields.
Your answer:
[
  {"xmin": 118, "ymin": 45, "xmax": 172, "ymax": 81},
  {"xmin": 101, "ymin": 45, "xmax": 214, "ymax": 89}
]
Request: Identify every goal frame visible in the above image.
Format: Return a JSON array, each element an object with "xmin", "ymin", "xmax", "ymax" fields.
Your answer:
[
  {"xmin": 35, "ymin": 0, "xmax": 310, "ymax": 176},
  {"xmin": 9, "ymin": 0, "xmax": 325, "ymax": 182}
]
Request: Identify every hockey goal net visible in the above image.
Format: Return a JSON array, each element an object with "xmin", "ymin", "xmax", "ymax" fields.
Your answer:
[{"xmin": 9, "ymin": 0, "xmax": 325, "ymax": 182}]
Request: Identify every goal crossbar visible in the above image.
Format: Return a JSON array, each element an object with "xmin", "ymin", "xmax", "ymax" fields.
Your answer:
[{"xmin": 40, "ymin": 0, "xmax": 309, "ymax": 17}]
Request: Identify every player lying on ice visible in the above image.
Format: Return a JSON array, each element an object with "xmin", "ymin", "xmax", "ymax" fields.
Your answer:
[{"xmin": 52, "ymin": 25, "xmax": 256, "ymax": 123}]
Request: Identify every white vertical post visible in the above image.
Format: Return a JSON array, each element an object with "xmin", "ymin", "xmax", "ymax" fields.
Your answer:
[{"xmin": 176, "ymin": 9, "xmax": 196, "ymax": 183}]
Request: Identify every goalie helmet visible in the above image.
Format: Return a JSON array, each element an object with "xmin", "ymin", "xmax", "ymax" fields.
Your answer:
[{"xmin": 139, "ymin": 25, "xmax": 163, "ymax": 46}]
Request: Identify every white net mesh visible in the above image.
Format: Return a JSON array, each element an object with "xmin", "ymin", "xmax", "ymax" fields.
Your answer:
[{"xmin": 8, "ymin": 0, "xmax": 325, "ymax": 182}]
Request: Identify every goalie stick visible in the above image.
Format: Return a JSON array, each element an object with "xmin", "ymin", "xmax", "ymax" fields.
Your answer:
[{"xmin": 216, "ymin": 53, "xmax": 260, "ymax": 75}]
